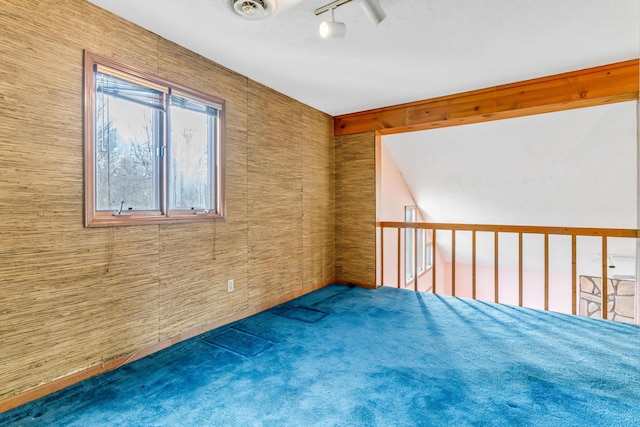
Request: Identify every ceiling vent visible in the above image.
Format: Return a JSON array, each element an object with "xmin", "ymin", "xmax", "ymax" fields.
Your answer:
[{"xmin": 229, "ymin": 0, "xmax": 277, "ymax": 20}]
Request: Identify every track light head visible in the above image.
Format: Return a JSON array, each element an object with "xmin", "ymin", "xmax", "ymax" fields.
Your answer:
[
  {"xmin": 360, "ymin": 0, "xmax": 386, "ymax": 25},
  {"xmin": 319, "ymin": 21, "xmax": 347, "ymax": 38},
  {"xmin": 319, "ymin": 8, "xmax": 346, "ymax": 39}
]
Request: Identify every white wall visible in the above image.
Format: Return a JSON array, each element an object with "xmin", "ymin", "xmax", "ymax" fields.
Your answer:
[{"xmin": 378, "ymin": 142, "xmax": 446, "ymax": 290}]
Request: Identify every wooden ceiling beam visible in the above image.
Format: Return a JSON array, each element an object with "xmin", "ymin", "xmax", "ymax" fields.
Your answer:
[{"xmin": 334, "ymin": 59, "xmax": 639, "ymax": 136}]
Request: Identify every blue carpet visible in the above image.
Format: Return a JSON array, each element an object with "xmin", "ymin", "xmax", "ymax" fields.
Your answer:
[{"xmin": 2, "ymin": 284, "xmax": 640, "ymax": 426}]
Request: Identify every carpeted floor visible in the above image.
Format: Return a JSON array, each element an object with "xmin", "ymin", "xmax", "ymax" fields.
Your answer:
[{"xmin": 2, "ymin": 284, "xmax": 640, "ymax": 426}]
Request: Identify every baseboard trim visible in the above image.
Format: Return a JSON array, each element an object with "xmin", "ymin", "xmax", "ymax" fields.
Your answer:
[{"xmin": 0, "ymin": 278, "xmax": 335, "ymax": 414}]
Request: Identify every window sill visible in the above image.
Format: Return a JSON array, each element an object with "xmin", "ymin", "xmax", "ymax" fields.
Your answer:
[{"xmin": 85, "ymin": 212, "xmax": 225, "ymax": 227}]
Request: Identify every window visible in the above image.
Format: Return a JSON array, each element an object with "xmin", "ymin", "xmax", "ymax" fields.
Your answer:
[
  {"xmin": 405, "ymin": 206, "xmax": 417, "ymax": 282},
  {"xmin": 417, "ymin": 228, "xmax": 425, "ymax": 273},
  {"xmin": 84, "ymin": 51, "xmax": 225, "ymax": 227},
  {"xmin": 406, "ymin": 206, "xmax": 430, "ymax": 283}
]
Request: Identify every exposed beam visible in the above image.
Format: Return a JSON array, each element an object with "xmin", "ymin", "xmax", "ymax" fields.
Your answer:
[{"xmin": 334, "ymin": 59, "xmax": 639, "ymax": 136}]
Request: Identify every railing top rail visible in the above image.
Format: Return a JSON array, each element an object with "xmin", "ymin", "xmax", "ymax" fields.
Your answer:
[{"xmin": 377, "ymin": 221, "xmax": 639, "ymax": 238}]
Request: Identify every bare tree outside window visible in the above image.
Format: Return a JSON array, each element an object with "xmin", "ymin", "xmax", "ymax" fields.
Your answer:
[{"xmin": 95, "ymin": 92, "xmax": 160, "ymax": 211}]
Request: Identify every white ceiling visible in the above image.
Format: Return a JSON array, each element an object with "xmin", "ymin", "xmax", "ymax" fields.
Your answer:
[{"xmin": 86, "ymin": 0, "xmax": 639, "ymax": 116}]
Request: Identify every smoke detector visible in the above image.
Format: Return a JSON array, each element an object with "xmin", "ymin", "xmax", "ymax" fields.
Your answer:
[{"xmin": 228, "ymin": 0, "xmax": 277, "ymax": 20}]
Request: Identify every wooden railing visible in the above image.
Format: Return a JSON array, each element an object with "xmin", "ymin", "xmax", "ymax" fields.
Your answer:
[{"xmin": 377, "ymin": 222, "xmax": 639, "ymax": 318}]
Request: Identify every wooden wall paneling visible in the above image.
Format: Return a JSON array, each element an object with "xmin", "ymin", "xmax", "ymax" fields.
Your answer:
[
  {"xmin": 0, "ymin": 0, "xmax": 336, "ymax": 406},
  {"xmin": 209, "ymin": 220, "xmax": 251, "ymax": 310},
  {"xmin": 0, "ymin": 226, "xmax": 160, "ymax": 399},
  {"xmin": 87, "ymin": 227, "xmax": 161, "ymax": 356},
  {"xmin": 155, "ymin": 222, "xmax": 249, "ymax": 341},
  {"xmin": 0, "ymin": 0, "xmax": 161, "ymax": 399},
  {"xmin": 157, "ymin": 223, "xmax": 217, "ymax": 339},
  {"xmin": 301, "ymin": 109, "xmax": 336, "ymax": 288},
  {"xmin": 335, "ymin": 132, "xmax": 377, "ymax": 287},
  {"xmin": 247, "ymin": 81, "xmax": 304, "ymax": 306}
]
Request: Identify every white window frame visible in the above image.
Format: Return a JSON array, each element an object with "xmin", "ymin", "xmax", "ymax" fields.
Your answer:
[{"xmin": 425, "ymin": 241, "xmax": 433, "ymax": 271}]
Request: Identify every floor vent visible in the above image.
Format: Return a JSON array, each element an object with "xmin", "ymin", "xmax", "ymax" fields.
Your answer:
[{"xmin": 204, "ymin": 328, "xmax": 274, "ymax": 357}]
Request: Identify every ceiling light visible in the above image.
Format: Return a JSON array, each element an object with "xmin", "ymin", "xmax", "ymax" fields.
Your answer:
[
  {"xmin": 360, "ymin": 0, "xmax": 386, "ymax": 25},
  {"xmin": 315, "ymin": 0, "xmax": 385, "ymax": 39},
  {"xmin": 319, "ymin": 8, "xmax": 346, "ymax": 39},
  {"xmin": 228, "ymin": 0, "xmax": 276, "ymax": 21}
]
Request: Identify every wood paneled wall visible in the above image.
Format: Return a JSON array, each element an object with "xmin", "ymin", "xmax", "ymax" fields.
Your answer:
[
  {"xmin": 335, "ymin": 132, "xmax": 377, "ymax": 287},
  {"xmin": 0, "ymin": 0, "xmax": 335, "ymax": 403}
]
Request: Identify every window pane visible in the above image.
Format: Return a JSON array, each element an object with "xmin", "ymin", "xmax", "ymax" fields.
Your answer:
[
  {"xmin": 406, "ymin": 229, "xmax": 414, "ymax": 280},
  {"xmin": 169, "ymin": 95, "xmax": 217, "ymax": 211},
  {"xmin": 95, "ymin": 72, "xmax": 162, "ymax": 211},
  {"xmin": 405, "ymin": 207, "xmax": 417, "ymax": 280}
]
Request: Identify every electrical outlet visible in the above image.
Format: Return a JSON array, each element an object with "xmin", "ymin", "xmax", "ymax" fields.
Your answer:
[{"xmin": 227, "ymin": 279, "xmax": 234, "ymax": 293}]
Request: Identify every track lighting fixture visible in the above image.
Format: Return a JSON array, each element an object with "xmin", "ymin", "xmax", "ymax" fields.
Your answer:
[
  {"xmin": 319, "ymin": 7, "xmax": 346, "ymax": 39},
  {"xmin": 315, "ymin": 0, "xmax": 386, "ymax": 39},
  {"xmin": 360, "ymin": 0, "xmax": 386, "ymax": 25}
]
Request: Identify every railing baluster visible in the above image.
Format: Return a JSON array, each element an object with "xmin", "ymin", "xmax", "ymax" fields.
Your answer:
[
  {"xmin": 544, "ymin": 233, "xmax": 549, "ymax": 311},
  {"xmin": 451, "ymin": 229, "xmax": 456, "ymax": 297},
  {"xmin": 602, "ymin": 237, "xmax": 608, "ymax": 319},
  {"xmin": 472, "ymin": 230, "xmax": 477, "ymax": 300},
  {"xmin": 380, "ymin": 226, "xmax": 384, "ymax": 287},
  {"xmin": 571, "ymin": 234, "xmax": 577, "ymax": 315},
  {"xmin": 494, "ymin": 231, "xmax": 499, "ymax": 303},
  {"xmin": 432, "ymin": 228, "xmax": 437, "ymax": 294},
  {"xmin": 518, "ymin": 233, "xmax": 523, "ymax": 308},
  {"xmin": 397, "ymin": 228, "xmax": 401, "ymax": 289},
  {"xmin": 413, "ymin": 227, "xmax": 418, "ymax": 291},
  {"xmin": 375, "ymin": 221, "xmax": 635, "ymax": 320}
]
